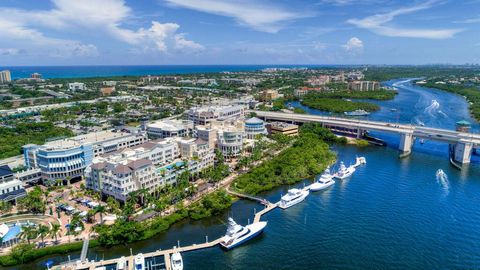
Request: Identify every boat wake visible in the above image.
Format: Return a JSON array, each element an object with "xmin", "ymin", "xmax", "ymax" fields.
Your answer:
[
  {"xmin": 424, "ymin": 100, "xmax": 440, "ymax": 117},
  {"xmin": 436, "ymin": 169, "xmax": 449, "ymax": 194}
]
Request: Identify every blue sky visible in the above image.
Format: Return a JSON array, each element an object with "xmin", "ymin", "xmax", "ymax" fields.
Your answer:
[{"xmin": 0, "ymin": 0, "xmax": 479, "ymax": 65}]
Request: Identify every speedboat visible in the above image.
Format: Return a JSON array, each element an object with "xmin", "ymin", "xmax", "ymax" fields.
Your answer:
[
  {"xmin": 278, "ymin": 188, "xmax": 309, "ymax": 209},
  {"xmin": 220, "ymin": 217, "xmax": 267, "ymax": 250},
  {"xmin": 334, "ymin": 162, "xmax": 356, "ymax": 180},
  {"xmin": 353, "ymin": 156, "xmax": 366, "ymax": 167},
  {"xmin": 344, "ymin": 109, "xmax": 370, "ymax": 116},
  {"xmin": 309, "ymin": 168, "xmax": 335, "ymax": 192},
  {"xmin": 117, "ymin": 256, "xmax": 126, "ymax": 270},
  {"xmin": 171, "ymin": 252, "xmax": 183, "ymax": 270},
  {"xmin": 134, "ymin": 253, "xmax": 145, "ymax": 270}
]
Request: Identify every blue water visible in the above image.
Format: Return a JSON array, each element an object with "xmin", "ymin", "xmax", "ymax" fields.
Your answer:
[
  {"xmin": 1, "ymin": 65, "xmax": 323, "ymax": 79},
  {"xmin": 6, "ymin": 79, "xmax": 480, "ymax": 270}
]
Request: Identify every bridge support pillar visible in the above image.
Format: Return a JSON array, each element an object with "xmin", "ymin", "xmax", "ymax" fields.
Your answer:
[
  {"xmin": 399, "ymin": 133, "xmax": 414, "ymax": 153},
  {"xmin": 453, "ymin": 142, "xmax": 473, "ymax": 164},
  {"xmin": 356, "ymin": 129, "xmax": 363, "ymax": 139}
]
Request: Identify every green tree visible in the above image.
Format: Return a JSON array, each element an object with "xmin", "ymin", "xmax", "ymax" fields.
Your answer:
[
  {"xmin": 49, "ymin": 223, "xmax": 61, "ymax": 244},
  {"xmin": 37, "ymin": 225, "xmax": 50, "ymax": 247}
]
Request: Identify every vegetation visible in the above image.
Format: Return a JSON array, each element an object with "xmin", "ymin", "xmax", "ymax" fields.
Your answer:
[
  {"xmin": 17, "ymin": 186, "xmax": 46, "ymax": 214},
  {"xmin": 188, "ymin": 190, "xmax": 233, "ymax": 220},
  {"xmin": 234, "ymin": 132, "xmax": 336, "ymax": 195},
  {"xmin": 318, "ymin": 90, "xmax": 397, "ymax": 100},
  {"xmin": 301, "ymin": 95, "xmax": 379, "ymax": 113},
  {"xmin": 0, "ymin": 122, "xmax": 74, "ymax": 159}
]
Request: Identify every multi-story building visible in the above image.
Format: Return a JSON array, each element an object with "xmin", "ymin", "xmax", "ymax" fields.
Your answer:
[
  {"xmin": 23, "ymin": 130, "xmax": 147, "ymax": 184},
  {"xmin": 31, "ymin": 73, "xmax": 42, "ymax": 79},
  {"xmin": 260, "ymin": 89, "xmax": 279, "ymax": 102},
  {"xmin": 0, "ymin": 165, "xmax": 26, "ymax": 203},
  {"xmin": 0, "ymin": 70, "xmax": 11, "ymax": 84},
  {"xmin": 86, "ymin": 138, "xmax": 214, "ymax": 202},
  {"xmin": 294, "ymin": 87, "xmax": 323, "ymax": 97},
  {"xmin": 146, "ymin": 119, "xmax": 193, "ymax": 139},
  {"xmin": 187, "ymin": 105, "xmax": 244, "ymax": 125},
  {"xmin": 348, "ymin": 81, "xmax": 380, "ymax": 91},
  {"xmin": 195, "ymin": 120, "xmax": 245, "ymax": 159},
  {"xmin": 68, "ymin": 82, "xmax": 86, "ymax": 91},
  {"xmin": 244, "ymin": 117, "xmax": 267, "ymax": 139},
  {"xmin": 266, "ymin": 122, "xmax": 299, "ymax": 136}
]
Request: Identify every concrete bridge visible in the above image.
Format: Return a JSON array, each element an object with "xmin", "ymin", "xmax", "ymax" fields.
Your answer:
[{"xmin": 252, "ymin": 110, "xmax": 480, "ymax": 164}]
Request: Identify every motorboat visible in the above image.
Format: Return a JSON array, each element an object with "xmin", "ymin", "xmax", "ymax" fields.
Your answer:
[
  {"xmin": 220, "ymin": 217, "xmax": 267, "ymax": 250},
  {"xmin": 117, "ymin": 256, "xmax": 126, "ymax": 270},
  {"xmin": 309, "ymin": 168, "xmax": 335, "ymax": 192},
  {"xmin": 344, "ymin": 109, "xmax": 370, "ymax": 116},
  {"xmin": 278, "ymin": 188, "xmax": 309, "ymax": 209},
  {"xmin": 134, "ymin": 253, "xmax": 145, "ymax": 270},
  {"xmin": 334, "ymin": 162, "xmax": 356, "ymax": 180},
  {"xmin": 171, "ymin": 252, "xmax": 183, "ymax": 270},
  {"xmin": 353, "ymin": 156, "xmax": 366, "ymax": 168}
]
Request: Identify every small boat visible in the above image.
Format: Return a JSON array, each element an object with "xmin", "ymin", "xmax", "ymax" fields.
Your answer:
[
  {"xmin": 353, "ymin": 156, "xmax": 366, "ymax": 167},
  {"xmin": 390, "ymin": 108, "xmax": 397, "ymax": 112},
  {"xmin": 117, "ymin": 256, "xmax": 126, "ymax": 270},
  {"xmin": 419, "ymin": 139, "xmax": 425, "ymax": 144},
  {"xmin": 278, "ymin": 188, "xmax": 309, "ymax": 209},
  {"xmin": 334, "ymin": 162, "xmax": 356, "ymax": 180},
  {"xmin": 220, "ymin": 217, "xmax": 267, "ymax": 250},
  {"xmin": 344, "ymin": 109, "xmax": 370, "ymax": 116},
  {"xmin": 134, "ymin": 253, "xmax": 145, "ymax": 270},
  {"xmin": 171, "ymin": 252, "xmax": 183, "ymax": 270},
  {"xmin": 309, "ymin": 167, "xmax": 335, "ymax": 192}
]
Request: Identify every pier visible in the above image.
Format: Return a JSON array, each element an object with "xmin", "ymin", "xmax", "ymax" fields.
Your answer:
[{"xmin": 54, "ymin": 190, "xmax": 278, "ymax": 270}]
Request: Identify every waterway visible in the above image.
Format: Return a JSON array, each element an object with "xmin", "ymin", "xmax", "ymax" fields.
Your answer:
[{"xmin": 7, "ymin": 79, "xmax": 480, "ymax": 269}]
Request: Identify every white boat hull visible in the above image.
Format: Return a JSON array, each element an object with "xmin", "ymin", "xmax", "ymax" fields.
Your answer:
[
  {"xmin": 278, "ymin": 190, "xmax": 309, "ymax": 209},
  {"xmin": 309, "ymin": 180, "xmax": 335, "ymax": 191},
  {"xmin": 220, "ymin": 221, "xmax": 267, "ymax": 250},
  {"xmin": 334, "ymin": 167, "xmax": 356, "ymax": 180}
]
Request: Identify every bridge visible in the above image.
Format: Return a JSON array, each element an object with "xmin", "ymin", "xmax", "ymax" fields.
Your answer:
[{"xmin": 252, "ymin": 110, "xmax": 480, "ymax": 164}]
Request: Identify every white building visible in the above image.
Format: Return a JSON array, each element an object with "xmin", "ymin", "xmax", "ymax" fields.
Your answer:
[
  {"xmin": 86, "ymin": 138, "xmax": 214, "ymax": 202},
  {"xmin": 68, "ymin": 82, "xmax": 86, "ymax": 91},
  {"xmin": 0, "ymin": 165, "xmax": 26, "ymax": 203},
  {"xmin": 146, "ymin": 119, "xmax": 193, "ymax": 139},
  {"xmin": 244, "ymin": 117, "xmax": 267, "ymax": 139},
  {"xmin": 187, "ymin": 105, "xmax": 244, "ymax": 125},
  {"xmin": 195, "ymin": 120, "xmax": 245, "ymax": 159}
]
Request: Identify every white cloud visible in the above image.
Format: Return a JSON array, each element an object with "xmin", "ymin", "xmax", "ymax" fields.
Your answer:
[
  {"xmin": 0, "ymin": 48, "xmax": 24, "ymax": 56},
  {"xmin": 455, "ymin": 17, "xmax": 480, "ymax": 24},
  {"xmin": 0, "ymin": 0, "xmax": 202, "ymax": 57},
  {"xmin": 343, "ymin": 37, "xmax": 363, "ymax": 53},
  {"xmin": 165, "ymin": 0, "xmax": 309, "ymax": 33},
  {"xmin": 347, "ymin": 1, "xmax": 463, "ymax": 39}
]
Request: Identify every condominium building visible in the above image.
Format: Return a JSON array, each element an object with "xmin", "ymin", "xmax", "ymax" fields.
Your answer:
[
  {"xmin": 195, "ymin": 120, "xmax": 245, "ymax": 159},
  {"xmin": 0, "ymin": 70, "xmax": 11, "ymax": 84},
  {"xmin": 244, "ymin": 117, "xmax": 267, "ymax": 139},
  {"xmin": 259, "ymin": 89, "xmax": 279, "ymax": 102},
  {"xmin": 86, "ymin": 138, "xmax": 214, "ymax": 202},
  {"xmin": 294, "ymin": 87, "xmax": 323, "ymax": 97},
  {"xmin": 146, "ymin": 119, "xmax": 193, "ymax": 139},
  {"xmin": 187, "ymin": 105, "xmax": 244, "ymax": 125},
  {"xmin": 348, "ymin": 81, "xmax": 379, "ymax": 91},
  {"xmin": 23, "ymin": 130, "xmax": 147, "ymax": 184},
  {"xmin": 266, "ymin": 122, "xmax": 299, "ymax": 136},
  {"xmin": 0, "ymin": 165, "xmax": 26, "ymax": 203}
]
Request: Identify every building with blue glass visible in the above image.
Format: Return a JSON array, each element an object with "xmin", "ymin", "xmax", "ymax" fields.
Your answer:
[{"xmin": 244, "ymin": 117, "xmax": 267, "ymax": 139}]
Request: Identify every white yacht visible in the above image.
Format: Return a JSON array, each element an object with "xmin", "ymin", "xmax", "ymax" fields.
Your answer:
[
  {"xmin": 134, "ymin": 253, "xmax": 145, "ymax": 270},
  {"xmin": 171, "ymin": 252, "xmax": 183, "ymax": 270},
  {"xmin": 278, "ymin": 188, "xmax": 309, "ymax": 209},
  {"xmin": 220, "ymin": 217, "xmax": 267, "ymax": 250},
  {"xmin": 353, "ymin": 156, "xmax": 366, "ymax": 168},
  {"xmin": 309, "ymin": 167, "xmax": 335, "ymax": 192},
  {"xmin": 334, "ymin": 162, "xmax": 356, "ymax": 180},
  {"xmin": 117, "ymin": 256, "xmax": 126, "ymax": 270}
]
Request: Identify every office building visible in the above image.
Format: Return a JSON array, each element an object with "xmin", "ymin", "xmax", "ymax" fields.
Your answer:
[
  {"xmin": 0, "ymin": 70, "xmax": 11, "ymax": 84},
  {"xmin": 146, "ymin": 119, "xmax": 193, "ymax": 139},
  {"xmin": 266, "ymin": 122, "xmax": 299, "ymax": 136},
  {"xmin": 23, "ymin": 130, "xmax": 147, "ymax": 184},
  {"xmin": 0, "ymin": 165, "xmax": 26, "ymax": 203},
  {"xmin": 260, "ymin": 89, "xmax": 279, "ymax": 101},
  {"xmin": 187, "ymin": 105, "xmax": 244, "ymax": 125},
  {"xmin": 68, "ymin": 82, "xmax": 86, "ymax": 91},
  {"xmin": 244, "ymin": 117, "xmax": 267, "ymax": 139}
]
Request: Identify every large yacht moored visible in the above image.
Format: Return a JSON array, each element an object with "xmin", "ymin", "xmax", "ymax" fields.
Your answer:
[
  {"xmin": 278, "ymin": 188, "xmax": 309, "ymax": 209},
  {"xmin": 309, "ymin": 167, "xmax": 335, "ymax": 192},
  {"xmin": 220, "ymin": 217, "xmax": 267, "ymax": 250}
]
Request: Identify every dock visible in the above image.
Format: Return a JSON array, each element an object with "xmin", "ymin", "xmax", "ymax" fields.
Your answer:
[{"xmin": 55, "ymin": 189, "xmax": 278, "ymax": 270}]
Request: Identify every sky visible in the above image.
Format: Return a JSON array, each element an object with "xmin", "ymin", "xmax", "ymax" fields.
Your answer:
[{"xmin": 0, "ymin": 0, "xmax": 479, "ymax": 66}]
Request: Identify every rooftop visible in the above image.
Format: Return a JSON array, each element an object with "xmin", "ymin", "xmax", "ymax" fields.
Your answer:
[{"xmin": 37, "ymin": 130, "xmax": 141, "ymax": 150}]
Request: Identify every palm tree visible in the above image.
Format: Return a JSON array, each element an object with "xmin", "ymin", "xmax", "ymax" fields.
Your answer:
[
  {"xmin": 37, "ymin": 225, "xmax": 49, "ymax": 247},
  {"xmin": 94, "ymin": 205, "xmax": 106, "ymax": 224},
  {"xmin": 19, "ymin": 225, "xmax": 37, "ymax": 244},
  {"xmin": 49, "ymin": 223, "xmax": 61, "ymax": 244}
]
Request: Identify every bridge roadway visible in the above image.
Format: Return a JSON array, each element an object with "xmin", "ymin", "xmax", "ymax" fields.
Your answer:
[{"xmin": 252, "ymin": 110, "xmax": 480, "ymax": 163}]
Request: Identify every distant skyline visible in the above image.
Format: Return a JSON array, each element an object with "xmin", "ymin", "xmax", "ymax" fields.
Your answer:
[{"xmin": 0, "ymin": 0, "xmax": 479, "ymax": 66}]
